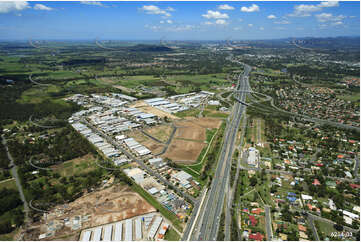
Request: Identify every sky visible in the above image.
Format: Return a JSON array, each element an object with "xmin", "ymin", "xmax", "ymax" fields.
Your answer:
[{"xmin": 0, "ymin": 1, "xmax": 359, "ymax": 40}]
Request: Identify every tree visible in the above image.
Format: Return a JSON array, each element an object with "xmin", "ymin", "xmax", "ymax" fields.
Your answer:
[{"xmin": 250, "ymin": 176, "xmax": 258, "ymax": 186}]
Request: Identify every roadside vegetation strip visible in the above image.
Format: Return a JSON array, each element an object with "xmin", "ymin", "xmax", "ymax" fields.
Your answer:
[{"xmin": 130, "ymin": 182, "xmax": 183, "ymax": 232}]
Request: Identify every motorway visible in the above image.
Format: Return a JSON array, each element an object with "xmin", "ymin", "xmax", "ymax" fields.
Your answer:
[
  {"xmin": 188, "ymin": 63, "xmax": 251, "ymax": 241},
  {"xmin": 224, "ymin": 114, "xmax": 247, "ymax": 240}
]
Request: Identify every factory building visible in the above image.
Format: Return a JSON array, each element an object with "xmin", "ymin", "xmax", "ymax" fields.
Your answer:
[
  {"xmin": 125, "ymin": 219, "xmax": 133, "ymax": 241},
  {"xmin": 247, "ymin": 147, "xmax": 259, "ymax": 167}
]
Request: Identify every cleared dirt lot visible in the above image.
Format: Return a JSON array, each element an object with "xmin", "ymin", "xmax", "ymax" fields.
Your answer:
[
  {"xmin": 130, "ymin": 101, "xmax": 180, "ymax": 120},
  {"xmin": 162, "ymin": 118, "xmax": 221, "ymax": 164},
  {"xmin": 145, "ymin": 124, "xmax": 173, "ymax": 143},
  {"xmin": 175, "ymin": 126, "xmax": 205, "ymax": 141},
  {"xmin": 194, "ymin": 117, "xmax": 223, "ymax": 129},
  {"xmin": 128, "ymin": 130, "xmax": 165, "ymax": 154},
  {"xmin": 174, "ymin": 118, "xmax": 221, "ymax": 141},
  {"xmin": 29, "ymin": 185, "xmax": 155, "ymax": 240},
  {"xmin": 162, "ymin": 139, "xmax": 206, "ymax": 164}
]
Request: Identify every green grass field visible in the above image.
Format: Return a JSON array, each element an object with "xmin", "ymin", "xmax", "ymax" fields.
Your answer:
[
  {"xmin": 164, "ymin": 228, "xmax": 181, "ymax": 241},
  {"xmin": 337, "ymin": 93, "xmax": 360, "ymax": 102},
  {"xmin": 0, "ymin": 179, "xmax": 17, "ymax": 190}
]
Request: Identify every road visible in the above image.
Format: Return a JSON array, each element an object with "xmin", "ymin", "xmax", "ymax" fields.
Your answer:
[
  {"xmin": 192, "ymin": 63, "xmax": 251, "ymax": 241},
  {"xmin": 29, "ymin": 115, "xmax": 59, "ymax": 129},
  {"xmin": 265, "ymin": 205, "xmax": 273, "ymax": 240},
  {"xmin": 353, "ymin": 155, "xmax": 359, "ymax": 179},
  {"xmin": 141, "ymin": 130, "xmax": 164, "ymax": 144},
  {"xmin": 306, "ymin": 212, "xmax": 359, "ymax": 234},
  {"xmin": 307, "ymin": 213, "xmax": 320, "ymax": 240},
  {"xmin": 225, "ymin": 115, "xmax": 247, "ymax": 241},
  {"xmin": 81, "ymin": 118, "xmax": 196, "ymax": 204},
  {"xmin": 182, "ymin": 187, "xmax": 208, "ymax": 241},
  {"xmin": 28, "ymin": 74, "xmax": 50, "ymax": 86},
  {"xmin": 154, "ymin": 124, "xmax": 177, "ymax": 156},
  {"xmin": 1, "ymin": 135, "xmax": 30, "ymax": 225}
]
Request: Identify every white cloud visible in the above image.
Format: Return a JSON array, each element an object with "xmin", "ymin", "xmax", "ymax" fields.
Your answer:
[
  {"xmin": 315, "ymin": 13, "xmax": 345, "ymax": 22},
  {"xmin": 319, "ymin": 1, "xmax": 339, "ymax": 8},
  {"xmin": 233, "ymin": 27, "xmax": 243, "ymax": 31},
  {"xmin": 241, "ymin": 4, "xmax": 260, "ymax": 13},
  {"xmin": 169, "ymin": 25, "xmax": 194, "ymax": 32},
  {"xmin": 218, "ymin": 4, "xmax": 234, "ymax": 10},
  {"xmin": 215, "ymin": 19, "xmax": 228, "ymax": 25},
  {"xmin": 267, "ymin": 14, "xmax": 277, "ymax": 19},
  {"xmin": 248, "ymin": 24, "xmax": 253, "ymax": 27},
  {"xmin": 146, "ymin": 24, "xmax": 194, "ymax": 32},
  {"xmin": 80, "ymin": 1, "xmax": 104, "ymax": 7},
  {"xmin": 289, "ymin": 1, "xmax": 339, "ymax": 17},
  {"xmin": 203, "ymin": 19, "xmax": 228, "ymax": 25},
  {"xmin": 275, "ymin": 26, "xmax": 286, "ymax": 30},
  {"xmin": 202, "ymin": 10, "xmax": 229, "ymax": 19},
  {"xmin": 331, "ymin": 21, "xmax": 343, "ymax": 26},
  {"xmin": 33, "ymin": 4, "xmax": 53, "ymax": 11},
  {"xmin": 274, "ymin": 20, "xmax": 291, "ymax": 24},
  {"xmin": 166, "ymin": 7, "xmax": 175, "ymax": 12},
  {"xmin": 238, "ymin": 18, "xmax": 243, "ymax": 22},
  {"xmin": 0, "ymin": 1, "xmax": 30, "ymax": 13},
  {"xmin": 259, "ymin": 27, "xmax": 265, "ymax": 30},
  {"xmin": 140, "ymin": 5, "xmax": 171, "ymax": 17},
  {"xmin": 160, "ymin": 19, "xmax": 173, "ymax": 24},
  {"xmin": 289, "ymin": 4, "xmax": 321, "ymax": 17}
]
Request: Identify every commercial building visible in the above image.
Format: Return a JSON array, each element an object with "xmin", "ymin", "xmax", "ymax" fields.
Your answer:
[
  {"xmin": 81, "ymin": 231, "xmax": 91, "ymax": 241},
  {"xmin": 247, "ymin": 147, "xmax": 259, "ymax": 167},
  {"xmin": 147, "ymin": 216, "xmax": 162, "ymax": 240},
  {"xmin": 92, "ymin": 227, "xmax": 102, "ymax": 241},
  {"xmin": 103, "ymin": 224, "xmax": 112, "ymax": 241},
  {"xmin": 113, "ymin": 222, "xmax": 122, "ymax": 241},
  {"xmin": 125, "ymin": 219, "xmax": 133, "ymax": 241},
  {"xmin": 135, "ymin": 218, "xmax": 142, "ymax": 240}
]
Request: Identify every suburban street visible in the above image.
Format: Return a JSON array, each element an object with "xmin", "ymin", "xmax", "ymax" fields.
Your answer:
[
  {"xmin": 264, "ymin": 205, "xmax": 274, "ymax": 240},
  {"xmin": 307, "ymin": 213, "xmax": 320, "ymax": 241}
]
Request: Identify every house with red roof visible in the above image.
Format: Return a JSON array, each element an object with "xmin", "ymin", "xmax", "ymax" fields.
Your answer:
[
  {"xmin": 298, "ymin": 224, "xmax": 307, "ymax": 232},
  {"xmin": 312, "ymin": 179, "xmax": 321, "ymax": 186},
  {"xmin": 251, "ymin": 208, "xmax": 264, "ymax": 215},
  {"xmin": 350, "ymin": 184, "xmax": 360, "ymax": 189},
  {"xmin": 249, "ymin": 232, "xmax": 264, "ymax": 241},
  {"xmin": 248, "ymin": 215, "xmax": 258, "ymax": 226}
]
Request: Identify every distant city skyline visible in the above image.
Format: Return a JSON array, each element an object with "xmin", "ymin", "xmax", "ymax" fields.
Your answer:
[{"xmin": 0, "ymin": 1, "xmax": 359, "ymax": 40}]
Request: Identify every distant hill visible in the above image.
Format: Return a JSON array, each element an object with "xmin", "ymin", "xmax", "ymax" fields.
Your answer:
[
  {"xmin": 290, "ymin": 36, "xmax": 360, "ymax": 49},
  {"xmin": 127, "ymin": 44, "xmax": 172, "ymax": 52}
]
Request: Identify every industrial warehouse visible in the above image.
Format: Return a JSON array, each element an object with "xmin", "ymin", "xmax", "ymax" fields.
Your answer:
[
  {"xmin": 144, "ymin": 91, "xmax": 215, "ymax": 113},
  {"xmin": 79, "ymin": 213, "xmax": 170, "ymax": 241}
]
